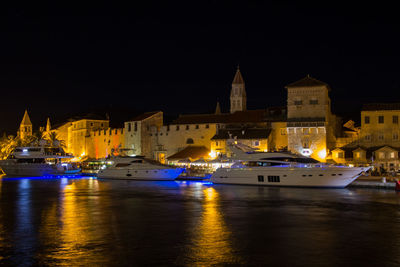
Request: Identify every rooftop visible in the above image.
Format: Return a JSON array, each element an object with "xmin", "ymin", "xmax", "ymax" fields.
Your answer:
[
  {"xmin": 172, "ymin": 107, "xmax": 286, "ymax": 125},
  {"xmin": 362, "ymin": 103, "xmax": 400, "ymax": 111},
  {"xmin": 286, "ymin": 75, "xmax": 330, "ymax": 90}
]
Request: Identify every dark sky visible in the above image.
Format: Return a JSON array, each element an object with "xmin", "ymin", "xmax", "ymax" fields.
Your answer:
[{"xmin": 1, "ymin": 1, "xmax": 399, "ymax": 133}]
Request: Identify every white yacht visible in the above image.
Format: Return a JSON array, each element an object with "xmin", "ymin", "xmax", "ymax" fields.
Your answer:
[
  {"xmin": 97, "ymin": 156, "xmax": 185, "ymax": 180},
  {"xmin": 0, "ymin": 147, "xmax": 81, "ymax": 177},
  {"xmin": 210, "ymin": 143, "xmax": 370, "ymax": 188}
]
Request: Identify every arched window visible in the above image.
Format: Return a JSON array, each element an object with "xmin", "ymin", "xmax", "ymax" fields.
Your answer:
[{"xmin": 186, "ymin": 138, "xmax": 194, "ymax": 144}]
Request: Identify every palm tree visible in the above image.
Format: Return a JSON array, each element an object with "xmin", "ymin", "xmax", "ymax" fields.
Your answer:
[
  {"xmin": 0, "ymin": 135, "xmax": 19, "ymax": 159},
  {"xmin": 45, "ymin": 132, "xmax": 66, "ymax": 148}
]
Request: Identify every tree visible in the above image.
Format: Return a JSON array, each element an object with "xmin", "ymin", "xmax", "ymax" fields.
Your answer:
[{"xmin": 45, "ymin": 131, "xmax": 66, "ymax": 148}]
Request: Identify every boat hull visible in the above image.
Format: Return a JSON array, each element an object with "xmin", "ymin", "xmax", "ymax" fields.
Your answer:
[
  {"xmin": 0, "ymin": 162, "xmax": 81, "ymax": 177},
  {"xmin": 97, "ymin": 168, "xmax": 184, "ymax": 181},
  {"xmin": 210, "ymin": 166, "xmax": 367, "ymax": 188}
]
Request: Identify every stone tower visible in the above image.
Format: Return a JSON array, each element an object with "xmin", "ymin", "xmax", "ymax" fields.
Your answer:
[
  {"xmin": 19, "ymin": 110, "xmax": 32, "ymax": 140},
  {"xmin": 230, "ymin": 66, "xmax": 247, "ymax": 113},
  {"xmin": 285, "ymin": 75, "xmax": 338, "ymax": 162}
]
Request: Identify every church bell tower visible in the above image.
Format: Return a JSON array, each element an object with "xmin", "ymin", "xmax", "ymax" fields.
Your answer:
[
  {"xmin": 19, "ymin": 110, "xmax": 32, "ymax": 140},
  {"xmin": 230, "ymin": 66, "xmax": 247, "ymax": 113}
]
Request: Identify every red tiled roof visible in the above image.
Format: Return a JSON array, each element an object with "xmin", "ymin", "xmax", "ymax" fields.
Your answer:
[{"xmin": 129, "ymin": 111, "xmax": 161, "ymax": 122}]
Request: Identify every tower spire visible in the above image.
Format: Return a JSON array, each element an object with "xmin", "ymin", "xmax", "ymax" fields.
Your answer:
[
  {"xmin": 230, "ymin": 66, "xmax": 247, "ymax": 113},
  {"xmin": 19, "ymin": 109, "xmax": 32, "ymax": 139},
  {"xmin": 215, "ymin": 101, "xmax": 221, "ymax": 114},
  {"xmin": 46, "ymin": 117, "xmax": 51, "ymax": 132}
]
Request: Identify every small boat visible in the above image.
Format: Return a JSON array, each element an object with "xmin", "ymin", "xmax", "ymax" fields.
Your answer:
[
  {"xmin": 0, "ymin": 146, "xmax": 81, "ymax": 177},
  {"xmin": 97, "ymin": 156, "xmax": 184, "ymax": 180}
]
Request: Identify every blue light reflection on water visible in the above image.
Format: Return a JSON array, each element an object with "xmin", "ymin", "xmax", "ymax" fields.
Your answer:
[{"xmin": 1, "ymin": 176, "xmax": 400, "ymax": 265}]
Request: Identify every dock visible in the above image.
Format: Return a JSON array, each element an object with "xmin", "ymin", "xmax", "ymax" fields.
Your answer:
[{"xmin": 349, "ymin": 176, "xmax": 397, "ymax": 190}]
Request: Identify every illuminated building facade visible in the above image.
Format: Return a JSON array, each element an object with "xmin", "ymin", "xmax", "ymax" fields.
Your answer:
[
  {"xmin": 18, "ymin": 110, "xmax": 32, "ymax": 140},
  {"xmin": 286, "ymin": 75, "xmax": 340, "ymax": 162}
]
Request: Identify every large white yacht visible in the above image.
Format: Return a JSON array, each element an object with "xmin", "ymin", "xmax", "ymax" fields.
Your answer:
[
  {"xmin": 210, "ymin": 143, "xmax": 370, "ymax": 188},
  {"xmin": 0, "ymin": 146, "xmax": 81, "ymax": 177},
  {"xmin": 97, "ymin": 156, "xmax": 185, "ymax": 180}
]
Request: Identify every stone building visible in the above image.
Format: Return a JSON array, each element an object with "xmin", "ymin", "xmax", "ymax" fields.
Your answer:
[
  {"xmin": 285, "ymin": 75, "xmax": 340, "ymax": 162},
  {"xmin": 331, "ymin": 103, "xmax": 400, "ymax": 171},
  {"xmin": 18, "ymin": 110, "xmax": 32, "ymax": 140},
  {"xmin": 230, "ymin": 66, "xmax": 246, "ymax": 113},
  {"xmin": 124, "ymin": 111, "xmax": 163, "ymax": 158}
]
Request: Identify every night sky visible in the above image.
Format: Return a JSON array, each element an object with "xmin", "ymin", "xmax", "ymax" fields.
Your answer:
[{"xmin": 1, "ymin": 2, "xmax": 399, "ymax": 133}]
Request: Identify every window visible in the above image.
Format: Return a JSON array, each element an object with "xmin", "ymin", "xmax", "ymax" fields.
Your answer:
[
  {"xmin": 378, "ymin": 116, "xmax": 384, "ymax": 124},
  {"xmin": 90, "ymin": 122, "xmax": 93, "ymax": 127},
  {"xmin": 205, "ymin": 124, "xmax": 209, "ymax": 129},
  {"xmin": 355, "ymin": 152, "xmax": 361, "ymax": 158},
  {"xmin": 309, "ymin": 99, "xmax": 318, "ymax": 105},
  {"xmin": 365, "ymin": 116, "xmax": 370, "ymax": 124},
  {"xmin": 268, "ymin": 176, "xmax": 280, "ymax": 182},
  {"xmin": 134, "ymin": 122, "xmax": 138, "ymax": 131},
  {"xmin": 393, "ymin": 116, "xmax": 399, "ymax": 124},
  {"xmin": 167, "ymin": 125, "xmax": 170, "ymax": 131},
  {"xmin": 280, "ymin": 128, "xmax": 286, "ymax": 135},
  {"xmin": 186, "ymin": 125, "xmax": 189, "ymax": 130},
  {"xmin": 378, "ymin": 152, "xmax": 385, "ymax": 159},
  {"xmin": 394, "ymin": 133, "xmax": 399, "ymax": 140},
  {"xmin": 128, "ymin": 123, "xmax": 131, "ymax": 132},
  {"xmin": 115, "ymin": 129, "xmax": 117, "ymax": 134},
  {"xmin": 390, "ymin": 152, "xmax": 396, "ymax": 158},
  {"xmin": 176, "ymin": 125, "xmax": 180, "ymax": 131},
  {"xmin": 101, "ymin": 123, "xmax": 104, "ymax": 127},
  {"xmin": 215, "ymin": 141, "xmax": 219, "ymax": 147},
  {"xmin": 196, "ymin": 125, "xmax": 199, "ymax": 129},
  {"xmin": 365, "ymin": 135, "xmax": 371, "ymax": 141},
  {"xmin": 186, "ymin": 138, "xmax": 194, "ymax": 144},
  {"xmin": 378, "ymin": 134, "xmax": 384, "ymax": 141},
  {"xmin": 253, "ymin": 140, "xmax": 260, "ymax": 147},
  {"xmin": 338, "ymin": 152, "xmax": 344, "ymax": 158},
  {"xmin": 258, "ymin": 175, "xmax": 264, "ymax": 182},
  {"xmin": 294, "ymin": 100, "xmax": 302, "ymax": 105},
  {"xmin": 303, "ymin": 128, "xmax": 309, "ymax": 134}
]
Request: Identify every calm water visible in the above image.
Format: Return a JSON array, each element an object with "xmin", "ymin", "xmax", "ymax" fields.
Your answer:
[{"xmin": 1, "ymin": 176, "xmax": 400, "ymax": 266}]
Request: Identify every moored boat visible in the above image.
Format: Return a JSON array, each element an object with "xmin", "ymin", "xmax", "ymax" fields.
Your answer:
[
  {"xmin": 210, "ymin": 142, "xmax": 370, "ymax": 188},
  {"xmin": 97, "ymin": 156, "xmax": 184, "ymax": 180},
  {"xmin": 0, "ymin": 146, "xmax": 81, "ymax": 177}
]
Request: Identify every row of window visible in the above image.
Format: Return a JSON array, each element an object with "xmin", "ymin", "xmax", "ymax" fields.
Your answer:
[
  {"xmin": 364, "ymin": 133, "xmax": 399, "ymax": 141},
  {"xmin": 258, "ymin": 175, "xmax": 281, "ymax": 183},
  {"xmin": 293, "ymin": 99, "xmax": 319, "ymax": 105},
  {"xmin": 284, "ymin": 127, "xmax": 326, "ymax": 134},
  {"xmin": 336, "ymin": 151, "xmax": 397, "ymax": 159},
  {"xmin": 167, "ymin": 124, "xmax": 210, "ymax": 131},
  {"xmin": 365, "ymin": 115, "xmax": 399, "ymax": 124},
  {"xmin": 93, "ymin": 129, "xmax": 123, "ymax": 136}
]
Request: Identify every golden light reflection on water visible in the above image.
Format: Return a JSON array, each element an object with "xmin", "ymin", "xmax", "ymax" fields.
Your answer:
[
  {"xmin": 40, "ymin": 179, "xmax": 110, "ymax": 266},
  {"xmin": 188, "ymin": 187, "xmax": 240, "ymax": 266}
]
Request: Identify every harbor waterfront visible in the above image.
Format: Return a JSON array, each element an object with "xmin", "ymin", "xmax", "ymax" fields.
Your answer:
[{"xmin": 1, "ymin": 176, "xmax": 400, "ymax": 266}]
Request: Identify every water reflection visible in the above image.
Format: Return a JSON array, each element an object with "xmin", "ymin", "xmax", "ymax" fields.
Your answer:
[
  {"xmin": 187, "ymin": 186, "xmax": 240, "ymax": 266},
  {"xmin": 40, "ymin": 178, "xmax": 111, "ymax": 266}
]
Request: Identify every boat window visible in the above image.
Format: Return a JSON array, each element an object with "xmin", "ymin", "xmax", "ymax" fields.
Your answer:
[
  {"xmin": 258, "ymin": 175, "xmax": 264, "ymax": 182},
  {"xmin": 338, "ymin": 174, "xmax": 343, "ymax": 176},
  {"xmin": 115, "ymin": 163, "xmax": 131, "ymax": 167},
  {"xmin": 332, "ymin": 174, "xmax": 336, "ymax": 176},
  {"xmin": 28, "ymin": 148, "xmax": 41, "ymax": 152},
  {"xmin": 319, "ymin": 174, "xmax": 323, "ymax": 176},
  {"xmin": 302, "ymin": 174, "xmax": 306, "ymax": 177},
  {"xmin": 130, "ymin": 160, "xmax": 143, "ymax": 163},
  {"xmin": 261, "ymin": 157, "xmax": 320, "ymax": 163},
  {"xmin": 268, "ymin": 176, "xmax": 280, "ymax": 182},
  {"xmin": 308, "ymin": 175, "xmax": 312, "ymax": 177}
]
